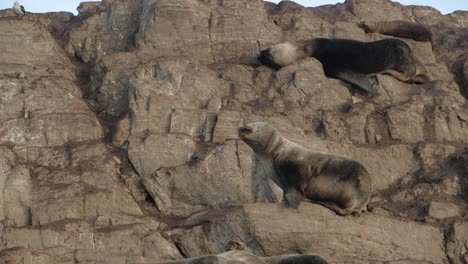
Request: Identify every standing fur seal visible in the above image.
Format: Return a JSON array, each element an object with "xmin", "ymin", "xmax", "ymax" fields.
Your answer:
[
  {"xmin": 238, "ymin": 122, "xmax": 372, "ymax": 216},
  {"xmin": 258, "ymin": 38, "xmax": 430, "ymax": 95},
  {"xmin": 358, "ymin": 20, "xmax": 433, "ymax": 49}
]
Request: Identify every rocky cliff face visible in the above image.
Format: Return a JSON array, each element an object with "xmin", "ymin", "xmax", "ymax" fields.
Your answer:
[{"xmin": 0, "ymin": 0, "xmax": 467, "ymax": 263}]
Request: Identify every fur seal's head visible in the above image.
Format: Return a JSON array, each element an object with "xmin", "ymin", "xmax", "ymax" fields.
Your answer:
[
  {"xmin": 258, "ymin": 42, "xmax": 302, "ymax": 69},
  {"xmin": 238, "ymin": 122, "xmax": 277, "ymax": 152}
]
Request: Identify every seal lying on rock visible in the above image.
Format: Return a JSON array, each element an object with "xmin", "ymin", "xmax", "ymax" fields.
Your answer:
[
  {"xmin": 258, "ymin": 38, "xmax": 430, "ymax": 95},
  {"xmin": 358, "ymin": 20, "xmax": 433, "ymax": 48},
  {"xmin": 238, "ymin": 122, "xmax": 372, "ymax": 216},
  {"xmin": 133, "ymin": 250, "xmax": 328, "ymax": 264}
]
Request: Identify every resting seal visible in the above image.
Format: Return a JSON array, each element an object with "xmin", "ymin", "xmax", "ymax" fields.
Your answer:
[
  {"xmin": 238, "ymin": 122, "xmax": 372, "ymax": 216},
  {"xmin": 358, "ymin": 20, "xmax": 433, "ymax": 48},
  {"xmin": 263, "ymin": 255, "xmax": 328, "ymax": 264},
  {"xmin": 131, "ymin": 251, "xmax": 328, "ymax": 264},
  {"xmin": 258, "ymin": 38, "xmax": 430, "ymax": 95}
]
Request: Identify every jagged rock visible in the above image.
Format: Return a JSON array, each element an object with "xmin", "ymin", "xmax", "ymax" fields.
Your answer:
[
  {"xmin": 31, "ymin": 144, "xmax": 143, "ymax": 226},
  {"xmin": 140, "ymin": 140, "xmax": 261, "ymax": 216},
  {"xmin": 0, "ymin": 148, "xmax": 31, "ymax": 227},
  {"xmin": 173, "ymin": 203, "xmax": 447, "ymax": 263},
  {"xmin": 128, "ymin": 59, "xmax": 225, "ymax": 136},
  {"xmin": 417, "ymin": 144, "xmax": 457, "ymax": 172},
  {"xmin": 436, "ymin": 176, "xmax": 462, "ymax": 196},
  {"xmin": 386, "ymin": 101, "xmax": 426, "ymax": 142},
  {"xmin": 67, "ymin": 0, "xmax": 142, "ymax": 63},
  {"xmin": 0, "ymin": 247, "xmax": 55, "ymax": 264},
  {"xmin": 447, "ymin": 222, "xmax": 468, "ymax": 264},
  {"xmin": 0, "ymin": 0, "xmax": 467, "ymax": 263},
  {"xmin": 427, "ymin": 201, "xmax": 461, "ymax": 220},
  {"xmin": 136, "ymin": 0, "xmax": 281, "ymax": 64},
  {"xmin": 0, "ymin": 20, "xmax": 74, "ymax": 79}
]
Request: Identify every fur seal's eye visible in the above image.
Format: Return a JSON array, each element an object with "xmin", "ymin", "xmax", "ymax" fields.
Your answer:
[{"xmin": 239, "ymin": 126, "xmax": 252, "ymax": 133}]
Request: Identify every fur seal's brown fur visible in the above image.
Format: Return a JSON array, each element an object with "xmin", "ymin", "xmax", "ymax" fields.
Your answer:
[
  {"xmin": 359, "ymin": 20, "xmax": 433, "ymax": 49},
  {"xmin": 258, "ymin": 38, "xmax": 430, "ymax": 95},
  {"xmin": 238, "ymin": 122, "xmax": 372, "ymax": 216},
  {"xmin": 137, "ymin": 250, "xmax": 328, "ymax": 264}
]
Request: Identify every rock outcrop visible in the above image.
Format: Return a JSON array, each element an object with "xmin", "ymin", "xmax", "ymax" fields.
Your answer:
[{"xmin": 0, "ymin": 0, "xmax": 467, "ymax": 263}]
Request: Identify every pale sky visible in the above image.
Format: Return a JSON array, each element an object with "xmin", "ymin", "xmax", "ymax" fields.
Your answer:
[{"xmin": 0, "ymin": 0, "xmax": 466, "ymax": 15}]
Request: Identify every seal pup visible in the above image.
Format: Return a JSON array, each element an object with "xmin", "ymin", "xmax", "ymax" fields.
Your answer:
[
  {"xmin": 358, "ymin": 20, "xmax": 433, "ymax": 48},
  {"xmin": 238, "ymin": 122, "xmax": 372, "ymax": 216},
  {"xmin": 258, "ymin": 38, "xmax": 430, "ymax": 95},
  {"xmin": 12, "ymin": 1, "xmax": 26, "ymax": 16}
]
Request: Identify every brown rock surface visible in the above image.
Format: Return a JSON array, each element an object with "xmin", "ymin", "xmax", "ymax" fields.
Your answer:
[{"xmin": 0, "ymin": 0, "xmax": 467, "ymax": 263}]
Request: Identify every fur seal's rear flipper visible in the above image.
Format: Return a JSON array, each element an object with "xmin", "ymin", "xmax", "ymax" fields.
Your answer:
[
  {"xmin": 314, "ymin": 201, "xmax": 352, "ymax": 216},
  {"xmin": 332, "ymin": 69, "xmax": 380, "ymax": 95}
]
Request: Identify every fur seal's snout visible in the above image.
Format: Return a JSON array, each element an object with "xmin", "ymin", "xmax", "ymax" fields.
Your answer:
[
  {"xmin": 238, "ymin": 125, "xmax": 252, "ymax": 137},
  {"xmin": 238, "ymin": 126, "xmax": 253, "ymax": 134}
]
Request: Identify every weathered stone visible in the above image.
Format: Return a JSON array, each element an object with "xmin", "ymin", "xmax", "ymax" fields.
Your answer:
[
  {"xmin": 170, "ymin": 109, "xmax": 211, "ymax": 139},
  {"xmin": 447, "ymin": 222, "xmax": 468, "ymax": 264},
  {"xmin": 274, "ymin": 58, "xmax": 352, "ymax": 112},
  {"xmin": 128, "ymin": 134, "xmax": 197, "ymax": 178},
  {"xmin": 141, "ymin": 141, "xmax": 258, "ymax": 216},
  {"xmin": 176, "ymin": 203, "xmax": 447, "ymax": 263},
  {"xmin": 417, "ymin": 144, "xmax": 458, "ymax": 172},
  {"xmin": 436, "ymin": 176, "xmax": 462, "ymax": 196},
  {"xmin": 0, "ymin": 20, "xmax": 74, "ymax": 79},
  {"xmin": 0, "ymin": 247, "xmax": 55, "ymax": 264},
  {"xmin": 67, "ymin": 0, "xmax": 142, "ymax": 63},
  {"xmin": 0, "ymin": 148, "xmax": 31, "ymax": 227},
  {"xmin": 0, "ymin": 0, "xmax": 467, "ymax": 263},
  {"xmin": 212, "ymin": 111, "xmax": 245, "ymax": 143},
  {"xmin": 128, "ymin": 59, "xmax": 225, "ymax": 136},
  {"xmin": 428, "ymin": 201, "xmax": 461, "ymax": 219},
  {"xmin": 346, "ymin": 103, "xmax": 375, "ymax": 144},
  {"xmin": 386, "ymin": 101, "xmax": 426, "ymax": 143},
  {"xmin": 136, "ymin": 0, "xmax": 281, "ymax": 64},
  {"xmin": 143, "ymin": 233, "xmax": 182, "ymax": 261}
]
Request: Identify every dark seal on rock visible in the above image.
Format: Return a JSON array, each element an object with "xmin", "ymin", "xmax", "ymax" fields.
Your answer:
[
  {"xmin": 238, "ymin": 122, "xmax": 372, "ymax": 216},
  {"xmin": 358, "ymin": 20, "xmax": 433, "ymax": 48},
  {"xmin": 141, "ymin": 250, "xmax": 328, "ymax": 264},
  {"xmin": 263, "ymin": 255, "xmax": 328, "ymax": 264},
  {"xmin": 258, "ymin": 38, "xmax": 430, "ymax": 95}
]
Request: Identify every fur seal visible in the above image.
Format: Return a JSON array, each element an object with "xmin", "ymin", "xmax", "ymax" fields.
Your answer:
[
  {"xmin": 258, "ymin": 38, "xmax": 430, "ymax": 95},
  {"xmin": 358, "ymin": 20, "xmax": 433, "ymax": 48},
  {"xmin": 132, "ymin": 251, "xmax": 328, "ymax": 264},
  {"xmin": 262, "ymin": 255, "xmax": 328, "ymax": 264},
  {"xmin": 238, "ymin": 122, "xmax": 372, "ymax": 216}
]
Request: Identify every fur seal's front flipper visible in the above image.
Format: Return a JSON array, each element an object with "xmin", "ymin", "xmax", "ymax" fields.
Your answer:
[
  {"xmin": 284, "ymin": 188, "xmax": 303, "ymax": 208},
  {"xmin": 332, "ymin": 69, "xmax": 380, "ymax": 95}
]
